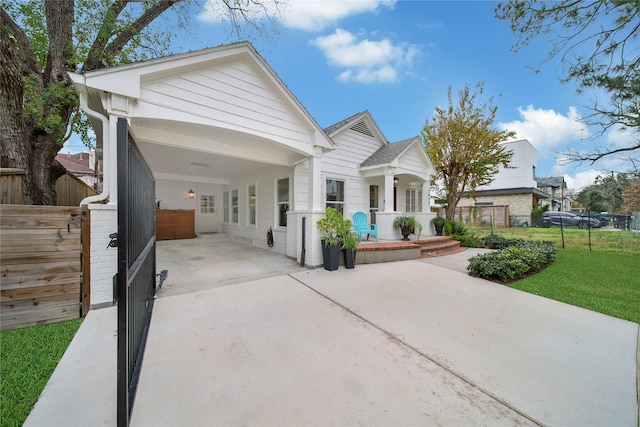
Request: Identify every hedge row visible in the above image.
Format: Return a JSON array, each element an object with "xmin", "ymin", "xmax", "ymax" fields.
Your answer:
[{"xmin": 467, "ymin": 235, "xmax": 557, "ymax": 282}]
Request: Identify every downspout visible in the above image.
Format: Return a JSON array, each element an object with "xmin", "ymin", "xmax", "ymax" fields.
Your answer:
[{"xmin": 78, "ymin": 90, "xmax": 110, "ymax": 206}]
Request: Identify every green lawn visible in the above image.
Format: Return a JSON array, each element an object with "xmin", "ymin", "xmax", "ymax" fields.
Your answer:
[
  {"xmin": 469, "ymin": 226, "xmax": 639, "ymax": 323},
  {"xmin": 0, "ymin": 319, "xmax": 83, "ymax": 427},
  {"xmin": 473, "ymin": 226, "xmax": 640, "ymax": 255},
  {"xmin": 510, "ymin": 250, "xmax": 640, "ymax": 324}
]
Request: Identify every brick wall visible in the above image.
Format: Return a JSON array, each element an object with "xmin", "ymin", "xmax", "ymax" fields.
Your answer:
[{"xmin": 458, "ymin": 193, "xmax": 533, "ymax": 224}]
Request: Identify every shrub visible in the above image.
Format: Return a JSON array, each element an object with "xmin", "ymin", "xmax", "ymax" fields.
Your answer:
[
  {"xmin": 483, "ymin": 233, "xmax": 527, "ymax": 249},
  {"xmin": 445, "ymin": 220, "xmax": 484, "ymax": 248},
  {"xmin": 468, "ymin": 240, "xmax": 556, "ymax": 282}
]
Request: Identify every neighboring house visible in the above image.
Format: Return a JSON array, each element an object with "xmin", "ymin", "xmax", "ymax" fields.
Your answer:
[
  {"xmin": 536, "ymin": 176, "xmax": 571, "ymax": 212},
  {"xmin": 55, "ymin": 150, "xmax": 103, "ymax": 191},
  {"xmin": 70, "ymin": 42, "xmax": 436, "ymax": 306},
  {"xmin": 456, "ymin": 139, "xmax": 549, "ymax": 225}
]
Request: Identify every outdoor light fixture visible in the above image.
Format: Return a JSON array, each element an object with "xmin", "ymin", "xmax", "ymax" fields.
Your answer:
[
  {"xmin": 188, "ymin": 189, "xmax": 195, "ymax": 199},
  {"xmin": 250, "ymin": 194, "xmax": 256, "ymax": 202},
  {"xmin": 393, "ymin": 176, "xmax": 399, "ymax": 187}
]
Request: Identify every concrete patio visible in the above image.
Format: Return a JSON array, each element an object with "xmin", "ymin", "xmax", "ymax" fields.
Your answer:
[{"xmin": 24, "ymin": 241, "xmax": 639, "ymax": 426}]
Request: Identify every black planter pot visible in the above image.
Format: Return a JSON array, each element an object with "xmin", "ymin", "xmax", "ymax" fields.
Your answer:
[
  {"xmin": 400, "ymin": 226, "xmax": 412, "ymax": 241},
  {"xmin": 434, "ymin": 224, "xmax": 444, "ymax": 236},
  {"xmin": 321, "ymin": 239, "xmax": 340, "ymax": 271},
  {"xmin": 343, "ymin": 249, "xmax": 356, "ymax": 269}
]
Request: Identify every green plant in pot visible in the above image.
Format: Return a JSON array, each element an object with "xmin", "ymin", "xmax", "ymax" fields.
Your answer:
[
  {"xmin": 317, "ymin": 207, "xmax": 346, "ymax": 271},
  {"xmin": 431, "ymin": 216, "xmax": 445, "ymax": 236},
  {"xmin": 341, "ymin": 231, "xmax": 359, "ymax": 269},
  {"xmin": 393, "ymin": 216, "xmax": 422, "ymax": 241}
]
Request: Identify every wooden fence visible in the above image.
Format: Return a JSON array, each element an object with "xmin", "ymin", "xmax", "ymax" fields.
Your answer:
[
  {"xmin": 55, "ymin": 173, "xmax": 99, "ymax": 206},
  {"xmin": 1, "ymin": 169, "xmax": 98, "ymax": 206},
  {"xmin": 0, "ymin": 205, "xmax": 84, "ymax": 330},
  {"xmin": 455, "ymin": 205, "xmax": 510, "ymax": 227},
  {"xmin": 0, "ymin": 169, "xmax": 25, "ymax": 205}
]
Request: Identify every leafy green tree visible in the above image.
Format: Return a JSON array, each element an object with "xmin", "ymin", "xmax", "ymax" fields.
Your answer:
[
  {"xmin": 576, "ymin": 172, "xmax": 633, "ymax": 213},
  {"xmin": 422, "ymin": 82, "xmax": 515, "ymax": 221},
  {"xmin": 1, "ymin": 0, "xmax": 283, "ymax": 205},
  {"xmin": 495, "ymin": 0, "xmax": 639, "ymax": 164},
  {"xmin": 576, "ymin": 187, "xmax": 608, "ymax": 213}
]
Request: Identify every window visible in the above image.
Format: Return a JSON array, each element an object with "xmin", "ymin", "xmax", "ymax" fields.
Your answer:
[
  {"xmin": 223, "ymin": 192, "xmax": 229, "ymax": 222},
  {"xmin": 201, "ymin": 195, "xmax": 215, "ymax": 214},
  {"xmin": 326, "ymin": 179, "xmax": 345, "ymax": 214},
  {"xmin": 231, "ymin": 189, "xmax": 238, "ymax": 223},
  {"xmin": 405, "ymin": 188, "xmax": 422, "ymax": 213},
  {"xmin": 277, "ymin": 178, "xmax": 289, "ymax": 227},
  {"xmin": 369, "ymin": 185, "xmax": 379, "ymax": 209},
  {"xmin": 248, "ymin": 185, "xmax": 256, "ymax": 226}
]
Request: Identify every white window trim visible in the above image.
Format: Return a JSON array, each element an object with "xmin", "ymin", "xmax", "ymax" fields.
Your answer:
[
  {"xmin": 325, "ymin": 177, "xmax": 347, "ymax": 214},
  {"xmin": 276, "ymin": 177, "xmax": 289, "ymax": 228},
  {"xmin": 231, "ymin": 188, "xmax": 239, "ymax": 224},
  {"xmin": 247, "ymin": 184, "xmax": 257, "ymax": 227},
  {"xmin": 222, "ymin": 191, "xmax": 229, "ymax": 223}
]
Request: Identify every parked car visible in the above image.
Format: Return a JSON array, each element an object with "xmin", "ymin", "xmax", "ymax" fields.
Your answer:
[{"xmin": 541, "ymin": 212, "xmax": 602, "ymax": 229}]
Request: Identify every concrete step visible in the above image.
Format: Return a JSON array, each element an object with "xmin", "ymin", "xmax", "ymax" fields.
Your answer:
[{"xmin": 416, "ymin": 237, "xmax": 462, "ymax": 256}]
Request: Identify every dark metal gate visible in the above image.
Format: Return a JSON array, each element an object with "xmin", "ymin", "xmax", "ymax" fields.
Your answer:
[{"xmin": 115, "ymin": 117, "xmax": 156, "ymax": 426}]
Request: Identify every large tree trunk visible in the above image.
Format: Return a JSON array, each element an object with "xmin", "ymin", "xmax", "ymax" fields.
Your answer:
[{"xmin": 0, "ymin": 2, "xmax": 74, "ymax": 205}]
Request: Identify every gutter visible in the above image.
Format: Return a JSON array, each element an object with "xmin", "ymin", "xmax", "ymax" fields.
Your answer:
[{"xmin": 78, "ymin": 88, "xmax": 110, "ymax": 206}]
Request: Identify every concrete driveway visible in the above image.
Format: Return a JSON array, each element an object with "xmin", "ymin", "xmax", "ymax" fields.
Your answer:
[{"xmin": 25, "ymin": 255, "xmax": 639, "ymax": 426}]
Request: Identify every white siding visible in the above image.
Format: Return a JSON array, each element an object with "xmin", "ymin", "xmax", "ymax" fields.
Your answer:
[
  {"xmin": 139, "ymin": 60, "xmax": 313, "ymax": 150},
  {"xmin": 221, "ymin": 165, "xmax": 292, "ymax": 256},
  {"xmin": 480, "ymin": 140, "xmax": 537, "ymax": 190},
  {"xmin": 323, "ymin": 128, "xmax": 383, "ymax": 215},
  {"xmin": 396, "ymin": 145, "xmax": 431, "ymax": 178}
]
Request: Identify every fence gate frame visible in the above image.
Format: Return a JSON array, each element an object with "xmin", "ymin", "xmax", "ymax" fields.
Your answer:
[{"xmin": 115, "ymin": 117, "xmax": 157, "ymax": 426}]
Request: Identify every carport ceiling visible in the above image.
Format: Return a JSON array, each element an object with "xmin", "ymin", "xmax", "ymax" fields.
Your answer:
[
  {"xmin": 138, "ymin": 141, "xmax": 272, "ymax": 181},
  {"xmin": 132, "ymin": 118, "xmax": 308, "ymax": 181}
]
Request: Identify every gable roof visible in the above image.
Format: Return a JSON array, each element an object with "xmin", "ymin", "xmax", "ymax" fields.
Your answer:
[
  {"xmin": 536, "ymin": 177, "xmax": 566, "ymax": 188},
  {"xmin": 56, "ymin": 152, "xmax": 100, "ymax": 174},
  {"xmin": 324, "ymin": 110, "xmax": 387, "ymax": 142},
  {"xmin": 70, "ymin": 42, "xmax": 335, "ymax": 153},
  {"xmin": 360, "ymin": 137, "xmax": 414, "ymax": 168}
]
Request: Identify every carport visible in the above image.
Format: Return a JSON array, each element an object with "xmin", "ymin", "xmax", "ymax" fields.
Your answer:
[{"xmin": 70, "ymin": 42, "xmax": 335, "ymax": 307}]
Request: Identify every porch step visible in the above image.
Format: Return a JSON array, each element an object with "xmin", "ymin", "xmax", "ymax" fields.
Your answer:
[
  {"xmin": 354, "ymin": 236, "xmax": 464, "ymax": 264},
  {"xmin": 416, "ymin": 236, "xmax": 462, "ymax": 257}
]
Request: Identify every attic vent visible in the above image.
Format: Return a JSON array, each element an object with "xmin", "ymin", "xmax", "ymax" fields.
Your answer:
[{"xmin": 350, "ymin": 121, "xmax": 375, "ymax": 138}]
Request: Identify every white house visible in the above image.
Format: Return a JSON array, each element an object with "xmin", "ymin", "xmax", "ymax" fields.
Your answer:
[
  {"xmin": 70, "ymin": 42, "xmax": 436, "ymax": 307},
  {"xmin": 457, "ymin": 139, "xmax": 549, "ymax": 225}
]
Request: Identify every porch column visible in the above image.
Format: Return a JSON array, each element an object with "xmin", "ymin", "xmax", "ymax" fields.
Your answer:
[
  {"xmin": 421, "ymin": 183, "xmax": 429, "ymax": 212},
  {"xmin": 383, "ymin": 171, "xmax": 395, "ymax": 212},
  {"xmin": 309, "ymin": 147, "xmax": 323, "ymax": 211}
]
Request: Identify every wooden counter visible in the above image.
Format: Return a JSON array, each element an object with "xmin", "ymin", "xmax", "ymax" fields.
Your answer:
[{"xmin": 156, "ymin": 209, "xmax": 195, "ymax": 240}]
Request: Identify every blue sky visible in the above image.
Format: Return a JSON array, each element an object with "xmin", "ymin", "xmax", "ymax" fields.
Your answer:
[{"xmin": 64, "ymin": 0, "xmax": 637, "ymax": 191}]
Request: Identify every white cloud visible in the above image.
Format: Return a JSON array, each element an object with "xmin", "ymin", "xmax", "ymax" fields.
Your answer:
[
  {"xmin": 499, "ymin": 105, "xmax": 591, "ymax": 155},
  {"xmin": 281, "ymin": 0, "xmax": 396, "ymax": 31},
  {"xmin": 311, "ymin": 28, "xmax": 420, "ymax": 84},
  {"xmin": 606, "ymin": 123, "xmax": 640, "ymax": 148},
  {"xmin": 564, "ymin": 169, "xmax": 604, "ymax": 192},
  {"xmin": 198, "ymin": 0, "xmax": 396, "ymax": 32}
]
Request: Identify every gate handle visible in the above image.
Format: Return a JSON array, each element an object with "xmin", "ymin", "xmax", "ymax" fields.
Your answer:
[{"xmin": 107, "ymin": 233, "xmax": 118, "ymax": 249}]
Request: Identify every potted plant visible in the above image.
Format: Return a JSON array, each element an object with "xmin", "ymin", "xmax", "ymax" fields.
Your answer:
[
  {"xmin": 316, "ymin": 207, "xmax": 345, "ymax": 271},
  {"xmin": 341, "ymin": 231, "xmax": 359, "ymax": 269},
  {"xmin": 432, "ymin": 216, "xmax": 445, "ymax": 236},
  {"xmin": 393, "ymin": 216, "xmax": 422, "ymax": 241}
]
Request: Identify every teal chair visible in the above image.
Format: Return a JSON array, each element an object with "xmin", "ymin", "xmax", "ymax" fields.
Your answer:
[{"xmin": 352, "ymin": 211, "xmax": 378, "ymax": 242}]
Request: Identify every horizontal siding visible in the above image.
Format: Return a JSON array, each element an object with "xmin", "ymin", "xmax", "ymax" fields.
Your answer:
[
  {"xmin": 140, "ymin": 61, "xmax": 312, "ymax": 146},
  {"xmin": 323, "ymin": 129, "xmax": 382, "ymax": 174}
]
